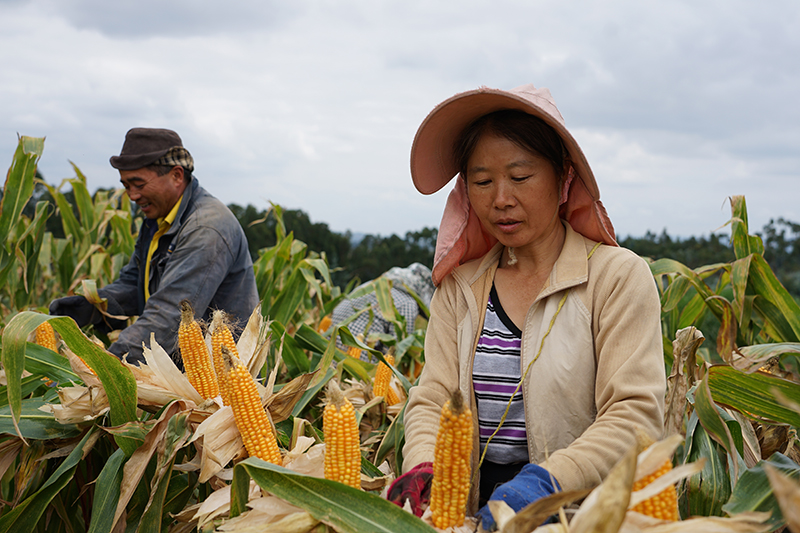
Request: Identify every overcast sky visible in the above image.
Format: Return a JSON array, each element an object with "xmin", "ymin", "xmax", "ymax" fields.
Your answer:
[{"xmin": 2, "ymin": 0, "xmax": 798, "ymax": 239}]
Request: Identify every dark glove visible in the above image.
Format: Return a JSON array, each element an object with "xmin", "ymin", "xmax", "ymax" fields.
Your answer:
[
  {"xmin": 386, "ymin": 461, "xmax": 433, "ymax": 517},
  {"xmin": 49, "ymin": 295, "xmax": 99, "ymax": 327},
  {"xmin": 476, "ymin": 463, "xmax": 560, "ymax": 531},
  {"xmin": 49, "ymin": 295, "xmax": 128, "ymax": 332}
]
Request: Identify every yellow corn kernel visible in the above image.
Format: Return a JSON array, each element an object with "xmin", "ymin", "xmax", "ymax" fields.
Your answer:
[
  {"xmin": 211, "ymin": 310, "xmax": 237, "ymax": 406},
  {"xmin": 323, "ymin": 380, "xmax": 362, "ymax": 489},
  {"xmin": 178, "ymin": 301, "xmax": 219, "ymax": 400},
  {"xmin": 431, "ymin": 390, "xmax": 473, "ymax": 529},
  {"xmin": 221, "ymin": 346, "xmax": 282, "ymax": 464},
  {"xmin": 34, "ymin": 322, "xmax": 57, "ymax": 352},
  {"xmin": 631, "ymin": 458, "xmax": 679, "ymax": 521},
  {"xmin": 373, "ymin": 354, "xmax": 394, "ymax": 399}
]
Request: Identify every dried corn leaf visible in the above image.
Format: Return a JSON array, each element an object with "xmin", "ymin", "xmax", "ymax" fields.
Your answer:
[
  {"xmin": 570, "ymin": 446, "xmax": 637, "ymax": 533},
  {"xmin": 764, "ymin": 464, "xmax": 800, "ymax": 533},
  {"xmin": 191, "ymin": 405, "xmax": 245, "ymax": 483},
  {"xmin": 501, "ymin": 489, "xmax": 592, "ymax": 533},
  {"xmin": 629, "ymin": 461, "xmax": 704, "ymax": 509},
  {"xmin": 141, "ymin": 334, "xmax": 204, "ymax": 404},
  {"xmin": 620, "ymin": 510, "xmax": 771, "ymax": 532},
  {"xmin": 218, "ymin": 509, "xmax": 319, "ymax": 533},
  {"xmin": 665, "ymin": 327, "xmax": 704, "ymax": 437},
  {"xmin": 42, "ymin": 385, "xmax": 109, "ymax": 424},
  {"xmin": 634, "ymin": 434, "xmax": 683, "ymax": 481},
  {"xmin": 266, "ymin": 371, "xmax": 316, "ymax": 423},
  {"xmin": 195, "ymin": 479, "xmax": 261, "ymax": 526}
]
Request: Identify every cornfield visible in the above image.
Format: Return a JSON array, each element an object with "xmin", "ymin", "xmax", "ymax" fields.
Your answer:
[{"xmin": 1, "ymin": 136, "xmax": 799, "ymax": 533}]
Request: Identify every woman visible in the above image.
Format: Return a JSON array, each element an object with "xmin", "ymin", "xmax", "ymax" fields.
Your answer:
[{"xmin": 390, "ymin": 84, "xmax": 666, "ymax": 528}]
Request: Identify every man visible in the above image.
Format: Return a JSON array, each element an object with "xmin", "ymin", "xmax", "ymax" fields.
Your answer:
[{"xmin": 50, "ymin": 128, "xmax": 259, "ymax": 366}]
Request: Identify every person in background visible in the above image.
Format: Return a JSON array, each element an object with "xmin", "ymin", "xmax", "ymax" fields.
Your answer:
[
  {"xmin": 330, "ymin": 262, "xmax": 434, "ymax": 361},
  {"xmin": 389, "ymin": 84, "xmax": 666, "ymax": 529},
  {"xmin": 49, "ymin": 128, "xmax": 259, "ymax": 366}
]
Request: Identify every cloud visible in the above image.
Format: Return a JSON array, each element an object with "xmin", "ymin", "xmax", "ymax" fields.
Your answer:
[{"xmin": 1, "ymin": 0, "xmax": 797, "ymax": 239}]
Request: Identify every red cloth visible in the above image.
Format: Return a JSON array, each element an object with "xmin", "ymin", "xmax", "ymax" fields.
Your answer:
[{"xmin": 386, "ymin": 462, "xmax": 433, "ymax": 517}]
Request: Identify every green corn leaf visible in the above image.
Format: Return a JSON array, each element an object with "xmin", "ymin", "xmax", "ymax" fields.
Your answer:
[
  {"xmin": 729, "ymin": 196, "xmax": 764, "ymax": 259},
  {"xmin": 0, "ymin": 398, "xmax": 81, "ymax": 440},
  {"xmin": 87, "ymin": 448, "xmax": 126, "ymax": 533},
  {"xmin": 695, "ymin": 376, "xmax": 741, "ymax": 481},
  {"xmin": 232, "ymin": 458, "xmax": 436, "ymax": 533},
  {"xmin": 748, "ymin": 254, "xmax": 800, "ymax": 342},
  {"xmin": 23, "ymin": 343, "xmax": 80, "ymax": 385},
  {"xmin": 270, "ymin": 322, "xmax": 310, "ymax": 375},
  {"xmin": 0, "ymin": 426, "xmax": 97, "ymax": 533},
  {"xmin": 707, "ymin": 365, "xmax": 800, "ymax": 427},
  {"xmin": 0, "ymin": 136, "xmax": 43, "ymax": 250},
  {"xmin": 1, "ymin": 312, "xmax": 138, "ymax": 454},
  {"xmin": 678, "ymin": 414, "xmax": 732, "ymax": 518},
  {"xmin": 722, "ymin": 452, "xmax": 800, "ymax": 531},
  {"xmin": 269, "ymin": 267, "xmax": 308, "ymax": 326}
]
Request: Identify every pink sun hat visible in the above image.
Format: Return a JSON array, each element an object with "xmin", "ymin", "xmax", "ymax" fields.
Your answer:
[{"xmin": 410, "ymin": 83, "xmax": 618, "ymax": 285}]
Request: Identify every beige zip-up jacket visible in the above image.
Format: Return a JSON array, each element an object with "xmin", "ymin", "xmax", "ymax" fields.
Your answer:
[{"xmin": 403, "ymin": 222, "xmax": 666, "ymax": 513}]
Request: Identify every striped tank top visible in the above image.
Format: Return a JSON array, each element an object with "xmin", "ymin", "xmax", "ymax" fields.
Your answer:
[{"xmin": 473, "ymin": 284, "xmax": 529, "ymax": 464}]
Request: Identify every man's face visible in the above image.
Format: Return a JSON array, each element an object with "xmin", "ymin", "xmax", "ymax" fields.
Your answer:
[{"xmin": 119, "ymin": 166, "xmax": 186, "ymax": 219}]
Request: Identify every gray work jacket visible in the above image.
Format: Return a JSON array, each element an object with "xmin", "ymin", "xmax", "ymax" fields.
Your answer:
[{"xmin": 99, "ymin": 177, "xmax": 259, "ymax": 365}]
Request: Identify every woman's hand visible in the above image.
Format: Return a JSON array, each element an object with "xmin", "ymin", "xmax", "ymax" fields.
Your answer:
[
  {"xmin": 476, "ymin": 463, "xmax": 560, "ymax": 530},
  {"xmin": 386, "ymin": 461, "xmax": 433, "ymax": 517}
]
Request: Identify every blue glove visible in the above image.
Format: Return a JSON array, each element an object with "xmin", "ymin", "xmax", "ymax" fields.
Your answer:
[{"xmin": 476, "ymin": 463, "xmax": 560, "ymax": 531}]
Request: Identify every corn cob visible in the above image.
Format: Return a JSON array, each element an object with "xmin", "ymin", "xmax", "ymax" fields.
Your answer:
[
  {"xmin": 211, "ymin": 310, "xmax": 237, "ymax": 406},
  {"xmin": 221, "ymin": 345, "xmax": 282, "ymax": 464},
  {"xmin": 35, "ymin": 322, "xmax": 58, "ymax": 385},
  {"xmin": 385, "ymin": 386, "xmax": 401, "ymax": 406},
  {"xmin": 373, "ymin": 354, "xmax": 394, "ymax": 399},
  {"xmin": 178, "ymin": 301, "xmax": 219, "ymax": 400},
  {"xmin": 34, "ymin": 322, "xmax": 57, "ymax": 351},
  {"xmin": 431, "ymin": 389, "xmax": 473, "ymax": 529},
  {"xmin": 318, "ymin": 315, "xmax": 332, "ymax": 333},
  {"xmin": 346, "ymin": 334, "xmax": 365, "ymax": 358},
  {"xmin": 323, "ymin": 380, "xmax": 362, "ymax": 489},
  {"xmin": 631, "ymin": 457, "xmax": 679, "ymax": 520}
]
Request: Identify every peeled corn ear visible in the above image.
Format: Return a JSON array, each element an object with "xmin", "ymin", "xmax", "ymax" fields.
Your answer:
[
  {"xmin": 431, "ymin": 389, "xmax": 473, "ymax": 529},
  {"xmin": 210, "ymin": 310, "xmax": 237, "ymax": 406},
  {"xmin": 178, "ymin": 301, "xmax": 219, "ymax": 400},
  {"xmin": 323, "ymin": 380, "xmax": 362, "ymax": 489},
  {"xmin": 221, "ymin": 345, "xmax": 282, "ymax": 464}
]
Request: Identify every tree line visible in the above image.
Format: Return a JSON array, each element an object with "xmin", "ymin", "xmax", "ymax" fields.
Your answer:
[{"xmin": 6, "ymin": 180, "xmax": 800, "ymax": 297}]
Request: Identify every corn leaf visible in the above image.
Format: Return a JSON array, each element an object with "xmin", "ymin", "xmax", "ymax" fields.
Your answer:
[
  {"xmin": 270, "ymin": 322, "xmax": 310, "ymax": 375},
  {"xmin": 0, "ymin": 426, "xmax": 97, "ymax": 533},
  {"xmin": 707, "ymin": 365, "xmax": 800, "ymax": 427},
  {"xmin": 23, "ymin": 343, "xmax": 80, "ymax": 385},
  {"xmin": 722, "ymin": 452, "xmax": 800, "ymax": 531},
  {"xmin": 0, "ymin": 376, "xmax": 47, "ymax": 409},
  {"xmin": 232, "ymin": 458, "xmax": 437, "ymax": 533},
  {"xmin": 66, "ymin": 177, "xmax": 96, "ymax": 235},
  {"xmin": 269, "ymin": 267, "xmax": 308, "ymax": 326},
  {"xmin": 0, "ymin": 399, "xmax": 81, "ymax": 440},
  {"xmin": 748, "ymin": 254, "xmax": 800, "ymax": 342},
  {"xmin": 87, "ymin": 448, "xmax": 126, "ymax": 533},
  {"xmin": 0, "ymin": 136, "xmax": 43, "ymax": 251},
  {"xmin": 2, "ymin": 312, "xmax": 139, "ymax": 453},
  {"xmin": 729, "ymin": 196, "xmax": 764, "ymax": 259},
  {"xmin": 679, "ymin": 414, "xmax": 731, "ymax": 518}
]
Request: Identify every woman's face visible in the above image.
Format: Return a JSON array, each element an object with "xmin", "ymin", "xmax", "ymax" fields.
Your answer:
[{"xmin": 466, "ymin": 132, "xmax": 563, "ymax": 252}]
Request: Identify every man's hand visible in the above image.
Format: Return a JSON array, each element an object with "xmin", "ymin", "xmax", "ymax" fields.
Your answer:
[
  {"xmin": 49, "ymin": 295, "xmax": 128, "ymax": 332},
  {"xmin": 49, "ymin": 295, "xmax": 98, "ymax": 326},
  {"xmin": 476, "ymin": 463, "xmax": 560, "ymax": 531}
]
